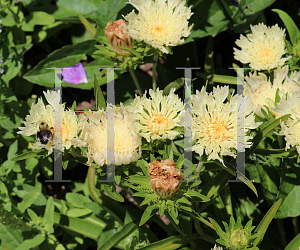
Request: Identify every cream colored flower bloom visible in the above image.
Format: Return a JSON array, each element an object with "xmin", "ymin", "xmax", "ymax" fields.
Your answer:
[
  {"xmin": 273, "ymin": 92, "xmax": 300, "ymax": 154},
  {"xmin": 191, "ymin": 86, "xmax": 260, "ymax": 163},
  {"xmin": 123, "ymin": 0, "xmax": 193, "ymax": 54},
  {"xmin": 80, "ymin": 104, "xmax": 141, "ymax": 166},
  {"xmin": 234, "ymin": 23, "xmax": 290, "ymax": 70},
  {"xmin": 18, "ymin": 90, "xmax": 82, "ymax": 155},
  {"xmin": 127, "ymin": 88, "xmax": 184, "ymax": 142},
  {"xmin": 245, "ymin": 65, "xmax": 300, "ymax": 117},
  {"xmin": 211, "ymin": 245, "xmax": 223, "ymax": 250}
]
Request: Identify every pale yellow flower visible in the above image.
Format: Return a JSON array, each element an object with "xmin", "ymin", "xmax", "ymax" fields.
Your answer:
[
  {"xmin": 273, "ymin": 92, "xmax": 300, "ymax": 155},
  {"xmin": 127, "ymin": 88, "xmax": 184, "ymax": 142},
  {"xmin": 245, "ymin": 65, "xmax": 300, "ymax": 117},
  {"xmin": 18, "ymin": 90, "xmax": 82, "ymax": 155},
  {"xmin": 123, "ymin": 0, "xmax": 193, "ymax": 54},
  {"xmin": 80, "ymin": 104, "xmax": 141, "ymax": 166},
  {"xmin": 234, "ymin": 23, "xmax": 290, "ymax": 70},
  {"xmin": 191, "ymin": 86, "xmax": 260, "ymax": 163}
]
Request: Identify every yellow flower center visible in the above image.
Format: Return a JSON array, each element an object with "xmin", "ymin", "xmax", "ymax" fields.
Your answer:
[
  {"xmin": 149, "ymin": 23, "xmax": 168, "ymax": 38},
  {"xmin": 149, "ymin": 113, "xmax": 169, "ymax": 134},
  {"xmin": 259, "ymin": 47, "xmax": 272, "ymax": 63},
  {"xmin": 61, "ymin": 124, "xmax": 71, "ymax": 140},
  {"xmin": 207, "ymin": 118, "xmax": 228, "ymax": 140}
]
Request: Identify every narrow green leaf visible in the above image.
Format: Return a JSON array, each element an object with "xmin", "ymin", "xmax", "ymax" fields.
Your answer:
[
  {"xmin": 284, "ymin": 232, "xmax": 300, "ymax": 250},
  {"xmin": 167, "ymin": 200, "xmax": 179, "ymax": 225},
  {"xmin": 272, "ymin": 9, "xmax": 300, "ymax": 45},
  {"xmin": 103, "ymin": 183, "xmax": 124, "ymax": 202},
  {"xmin": 180, "ymin": 210, "xmax": 214, "ymax": 230},
  {"xmin": 246, "ymin": 114, "xmax": 290, "ymax": 161},
  {"xmin": 79, "ymin": 14, "xmax": 96, "ymax": 36},
  {"xmin": 136, "ymin": 234, "xmax": 199, "ymax": 250},
  {"xmin": 54, "ymin": 212, "xmax": 105, "ymax": 240},
  {"xmin": 197, "ymin": 72, "xmax": 238, "ymax": 85},
  {"xmin": 140, "ymin": 194, "xmax": 158, "ymax": 206},
  {"xmin": 208, "ymin": 217, "xmax": 227, "ymax": 239},
  {"xmin": 185, "ymin": 190, "xmax": 210, "ymax": 202},
  {"xmin": 163, "ymin": 78, "xmax": 185, "ymax": 95},
  {"xmin": 140, "ymin": 205, "xmax": 158, "ymax": 226},
  {"xmin": 97, "ymin": 221, "xmax": 138, "ymax": 250},
  {"xmin": 16, "ymin": 234, "xmax": 45, "ymax": 250},
  {"xmin": 67, "ymin": 208, "xmax": 93, "ymax": 218},
  {"xmin": 17, "ymin": 190, "xmax": 40, "ymax": 213},
  {"xmin": 253, "ymin": 199, "xmax": 282, "ymax": 247},
  {"xmin": 44, "ymin": 196, "xmax": 54, "ymax": 233},
  {"xmin": 10, "ymin": 149, "xmax": 46, "ymax": 161},
  {"xmin": 159, "ymin": 200, "xmax": 166, "ymax": 216},
  {"xmin": 94, "ymin": 73, "xmax": 106, "ymax": 110}
]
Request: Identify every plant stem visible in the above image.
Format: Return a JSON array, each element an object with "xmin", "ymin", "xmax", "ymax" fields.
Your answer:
[
  {"xmin": 87, "ymin": 166, "xmax": 123, "ymax": 224},
  {"xmin": 152, "ymin": 52, "xmax": 159, "ymax": 90},
  {"xmin": 129, "ymin": 69, "xmax": 143, "ymax": 96}
]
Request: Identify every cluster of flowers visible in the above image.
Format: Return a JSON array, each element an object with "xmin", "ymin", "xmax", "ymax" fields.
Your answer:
[{"xmin": 235, "ymin": 23, "xmax": 300, "ymax": 155}]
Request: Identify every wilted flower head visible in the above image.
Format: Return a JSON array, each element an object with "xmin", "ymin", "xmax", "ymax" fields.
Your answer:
[
  {"xmin": 105, "ymin": 19, "xmax": 133, "ymax": 56},
  {"xmin": 273, "ymin": 92, "xmax": 300, "ymax": 155},
  {"xmin": 80, "ymin": 104, "xmax": 142, "ymax": 166},
  {"xmin": 61, "ymin": 63, "xmax": 88, "ymax": 85},
  {"xmin": 245, "ymin": 65, "xmax": 300, "ymax": 117},
  {"xmin": 234, "ymin": 23, "xmax": 290, "ymax": 70},
  {"xmin": 148, "ymin": 159, "xmax": 183, "ymax": 198},
  {"xmin": 17, "ymin": 91, "xmax": 82, "ymax": 154},
  {"xmin": 123, "ymin": 0, "xmax": 193, "ymax": 54},
  {"xmin": 127, "ymin": 88, "xmax": 184, "ymax": 142},
  {"xmin": 189, "ymin": 86, "xmax": 260, "ymax": 163}
]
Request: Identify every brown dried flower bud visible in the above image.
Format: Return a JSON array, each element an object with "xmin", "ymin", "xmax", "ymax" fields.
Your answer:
[
  {"xmin": 105, "ymin": 19, "xmax": 133, "ymax": 56},
  {"xmin": 148, "ymin": 159, "xmax": 183, "ymax": 198}
]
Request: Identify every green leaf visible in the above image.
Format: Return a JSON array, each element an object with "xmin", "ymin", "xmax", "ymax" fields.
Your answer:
[
  {"xmin": 97, "ymin": 221, "xmax": 138, "ymax": 250},
  {"xmin": 167, "ymin": 200, "xmax": 179, "ymax": 225},
  {"xmin": 208, "ymin": 217, "xmax": 227, "ymax": 239},
  {"xmin": 140, "ymin": 194, "xmax": 158, "ymax": 206},
  {"xmin": 163, "ymin": 78, "xmax": 185, "ymax": 95},
  {"xmin": 159, "ymin": 200, "xmax": 166, "ymax": 216},
  {"xmin": 136, "ymin": 234, "xmax": 199, "ymax": 250},
  {"xmin": 16, "ymin": 234, "xmax": 45, "ymax": 250},
  {"xmin": 197, "ymin": 73, "xmax": 238, "ymax": 85},
  {"xmin": 94, "ymin": 74, "xmax": 106, "ymax": 110},
  {"xmin": 17, "ymin": 190, "xmax": 40, "ymax": 213},
  {"xmin": 253, "ymin": 199, "xmax": 282, "ymax": 247},
  {"xmin": 54, "ymin": 212, "xmax": 105, "ymax": 240},
  {"xmin": 276, "ymin": 185, "xmax": 300, "ymax": 219},
  {"xmin": 272, "ymin": 9, "xmax": 300, "ymax": 45},
  {"xmin": 44, "ymin": 197, "xmax": 54, "ymax": 233},
  {"xmin": 184, "ymin": 190, "xmax": 210, "ymax": 202},
  {"xmin": 246, "ymin": 114, "xmax": 291, "ymax": 161},
  {"xmin": 10, "ymin": 149, "xmax": 47, "ymax": 161},
  {"xmin": 67, "ymin": 208, "xmax": 93, "ymax": 217},
  {"xmin": 23, "ymin": 40, "xmax": 112, "ymax": 89},
  {"xmin": 79, "ymin": 14, "xmax": 96, "ymax": 36},
  {"xmin": 139, "ymin": 205, "xmax": 158, "ymax": 226},
  {"xmin": 95, "ymin": 0, "xmax": 127, "ymax": 33},
  {"xmin": 22, "ymin": 11, "xmax": 55, "ymax": 31},
  {"xmin": 66, "ymin": 193, "xmax": 92, "ymax": 208},
  {"xmin": 0, "ymin": 224, "xmax": 23, "ymax": 249},
  {"xmin": 284, "ymin": 232, "xmax": 300, "ymax": 250},
  {"xmin": 103, "ymin": 183, "xmax": 124, "ymax": 202}
]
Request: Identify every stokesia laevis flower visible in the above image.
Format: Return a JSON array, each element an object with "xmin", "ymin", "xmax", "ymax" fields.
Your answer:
[
  {"xmin": 127, "ymin": 88, "xmax": 184, "ymax": 142},
  {"xmin": 234, "ymin": 23, "xmax": 291, "ymax": 70},
  {"xmin": 273, "ymin": 92, "xmax": 300, "ymax": 155},
  {"xmin": 105, "ymin": 19, "xmax": 133, "ymax": 56},
  {"xmin": 61, "ymin": 63, "xmax": 88, "ymax": 84},
  {"xmin": 190, "ymin": 86, "xmax": 261, "ymax": 163},
  {"xmin": 17, "ymin": 90, "xmax": 82, "ymax": 155},
  {"xmin": 80, "ymin": 104, "xmax": 142, "ymax": 166},
  {"xmin": 148, "ymin": 159, "xmax": 183, "ymax": 198},
  {"xmin": 123, "ymin": 0, "xmax": 193, "ymax": 54},
  {"xmin": 245, "ymin": 65, "xmax": 300, "ymax": 117}
]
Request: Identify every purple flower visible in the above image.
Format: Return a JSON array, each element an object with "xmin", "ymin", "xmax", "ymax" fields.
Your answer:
[{"xmin": 61, "ymin": 63, "xmax": 88, "ymax": 84}]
